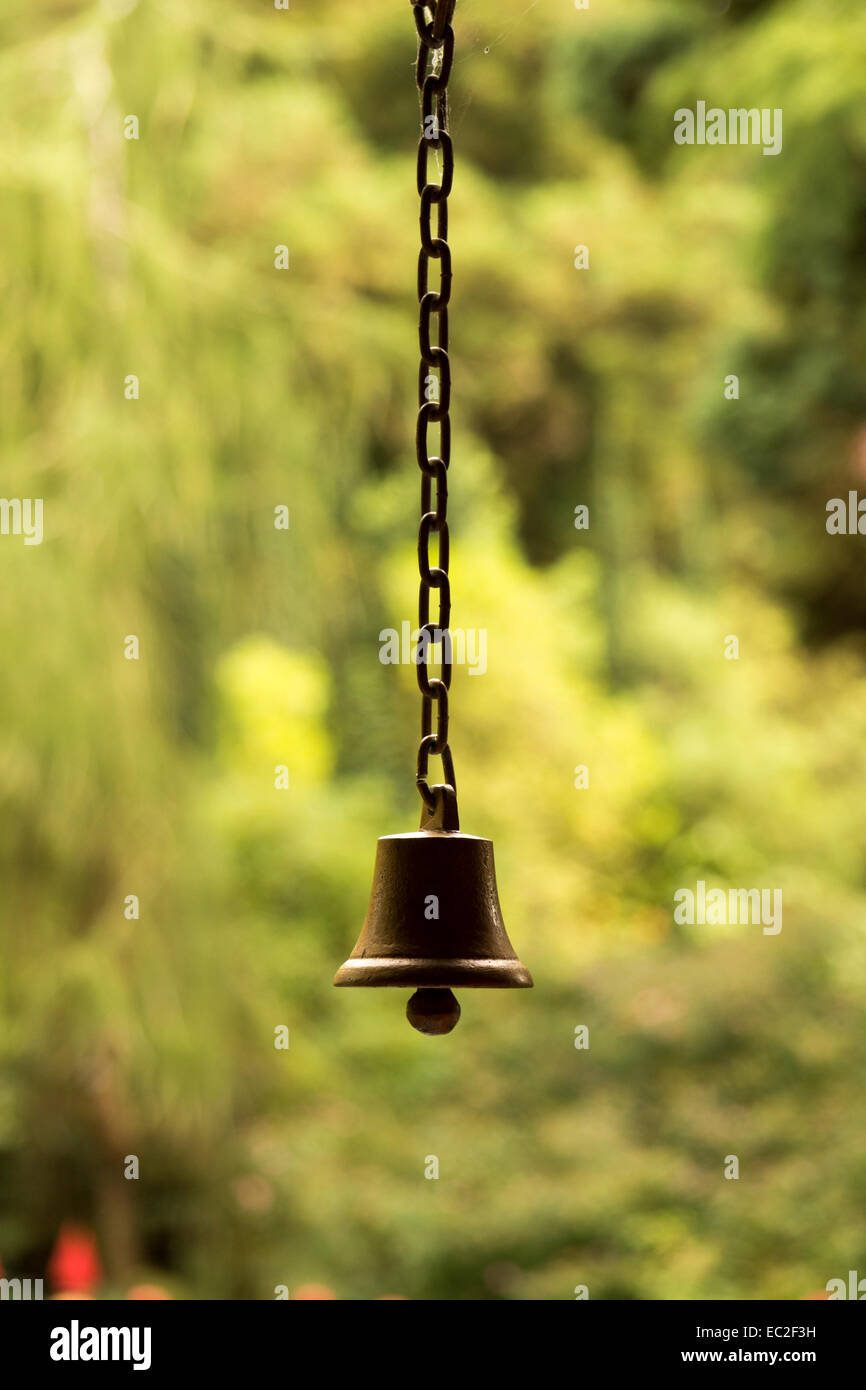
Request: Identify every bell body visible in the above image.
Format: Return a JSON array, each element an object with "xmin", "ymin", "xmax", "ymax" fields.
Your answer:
[{"xmin": 334, "ymin": 829, "xmax": 532, "ymax": 989}]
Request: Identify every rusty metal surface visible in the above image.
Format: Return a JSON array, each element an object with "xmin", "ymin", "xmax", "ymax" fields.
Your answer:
[
  {"xmin": 413, "ymin": 1, "xmax": 457, "ymax": 813},
  {"xmin": 412, "ymin": 2, "xmax": 457, "ymax": 50},
  {"xmin": 334, "ymin": 1, "xmax": 532, "ymax": 1034},
  {"xmin": 334, "ymin": 830, "xmax": 533, "ymax": 990}
]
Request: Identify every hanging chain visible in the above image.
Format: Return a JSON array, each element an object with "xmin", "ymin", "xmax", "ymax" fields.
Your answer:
[{"xmin": 413, "ymin": 1, "xmax": 457, "ymax": 815}]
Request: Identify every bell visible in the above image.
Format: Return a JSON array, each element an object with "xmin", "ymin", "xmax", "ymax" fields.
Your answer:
[{"xmin": 334, "ymin": 787, "xmax": 532, "ymax": 1034}]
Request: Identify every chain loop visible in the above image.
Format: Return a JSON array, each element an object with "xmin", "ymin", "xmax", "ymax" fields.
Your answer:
[
  {"xmin": 412, "ymin": 0, "xmax": 456, "ymax": 53},
  {"xmin": 412, "ymin": 2, "xmax": 457, "ymax": 812}
]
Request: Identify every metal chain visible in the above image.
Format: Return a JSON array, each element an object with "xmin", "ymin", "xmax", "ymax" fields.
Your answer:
[{"xmin": 413, "ymin": 1, "xmax": 457, "ymax": 815}]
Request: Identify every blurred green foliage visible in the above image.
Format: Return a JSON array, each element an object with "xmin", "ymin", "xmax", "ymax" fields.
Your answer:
[{"xmin": 1, "ymin": 0, "xmax": 865, "ymax": 1300}]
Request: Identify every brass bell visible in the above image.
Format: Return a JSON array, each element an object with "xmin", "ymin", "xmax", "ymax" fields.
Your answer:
[{"xmin": 334, "ymin": 787, "xmax": 532, "ymax": 1034}]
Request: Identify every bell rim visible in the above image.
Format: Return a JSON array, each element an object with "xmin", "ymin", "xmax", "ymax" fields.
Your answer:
[{"xmin": 334, "ymin": 957, "xmax": 533, "ymax": 988}]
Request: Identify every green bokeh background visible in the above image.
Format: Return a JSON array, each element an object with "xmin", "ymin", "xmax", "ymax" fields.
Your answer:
[{"xmin": 1, "ymin": 0, "xmax": 865, "ymax": 1299}]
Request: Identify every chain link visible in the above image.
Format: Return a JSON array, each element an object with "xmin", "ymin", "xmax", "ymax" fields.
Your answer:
[{"xmin": 412, "ymin": 2, "xmax": 457, "ymax": 813}]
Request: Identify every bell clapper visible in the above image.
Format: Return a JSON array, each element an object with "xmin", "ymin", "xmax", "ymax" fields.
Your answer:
[{"xmin": 407, "ymin": 988, "xmax": 461, "ymax": 1036}]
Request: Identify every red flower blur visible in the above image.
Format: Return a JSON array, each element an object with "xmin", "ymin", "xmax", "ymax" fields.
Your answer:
[{"xmin": 48, "ymin": 1223, "xmax": 103, "ymax": 1296}]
